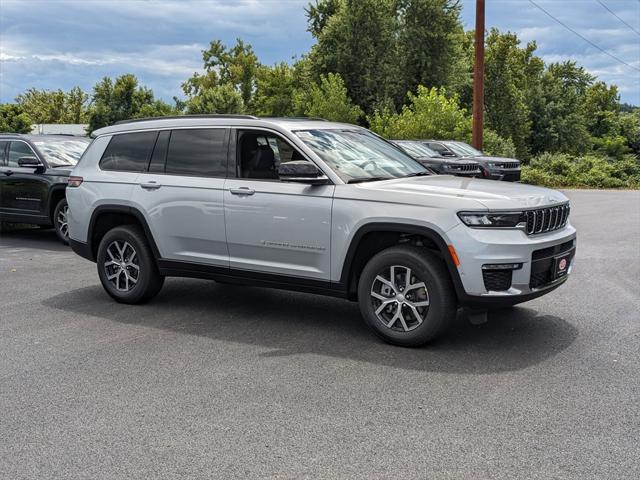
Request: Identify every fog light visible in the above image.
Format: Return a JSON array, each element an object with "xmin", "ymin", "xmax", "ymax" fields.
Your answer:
[{"xmin": 482, "ymin": 263, "xmax": 522, "ymax": 270}]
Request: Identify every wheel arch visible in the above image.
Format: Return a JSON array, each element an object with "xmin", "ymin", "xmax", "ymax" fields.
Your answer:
[
  {"xmin": 339, "ymin": 222, "xmax": 465, "ymax": 301},
  {"xmin": 87, "ymin": 205, "xmax": 161, "ymax": 261},
  {"xmin": 47, "ymin": 185, "xmax": 67, "ymax": 224}
]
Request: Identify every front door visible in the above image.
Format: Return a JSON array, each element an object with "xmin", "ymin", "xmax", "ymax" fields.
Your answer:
[
  {"xmin": 130, "ymin": 128, "xmax": 230, "ymax": 266},
  {"xmin": 224, "ymin": 129, "xmax": 334, "ymax": 280},
  {"xmin": 0, "ymin": 140, "xmax": 49, "ymax": 220}
]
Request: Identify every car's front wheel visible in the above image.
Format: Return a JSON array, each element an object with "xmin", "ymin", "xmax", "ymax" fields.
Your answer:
[
  {"xmin": 357, "ymin": 245, "xmax": 457, "ymax": 347},
  {"xmin": 53, "ymin": 198, "xmax": 69, "ymax": 244},
  {"xmin": 96, "ymin": 225, "xmax": 164, "ymax": 304}
]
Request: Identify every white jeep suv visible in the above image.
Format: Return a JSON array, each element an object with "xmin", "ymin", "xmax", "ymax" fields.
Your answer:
[{"xmin": 67, "ymin": 116, "xmax": 576, "ymax": 347}]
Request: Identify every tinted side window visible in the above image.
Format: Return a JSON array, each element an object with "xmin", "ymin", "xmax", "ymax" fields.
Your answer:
[
  {"xmin": 148, "ymin": 130, "xmax": 170, "ymax": 173},
  {"xmin": 8, "ymin": 141, "xmax": 36, "ymax": 167},
  {"xmin": 100, "ymin": 131, "xmax": 157, "ymax": 172},
  {"xmin": 0, "ymin": 141, "xmax": 8, "ymax": 165},
  {"xmin": 165, "ymin": 129, "xmax": 227, "ymax": 177}
]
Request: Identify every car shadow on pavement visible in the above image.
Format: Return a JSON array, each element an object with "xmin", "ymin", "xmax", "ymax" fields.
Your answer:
[
  {"xmin": 43, "ymin": 278, "xmax": 578, "ymax": 374},
  {"xmin": 0, "ymin": 225, "xmax": 67, "ymax": 252}
]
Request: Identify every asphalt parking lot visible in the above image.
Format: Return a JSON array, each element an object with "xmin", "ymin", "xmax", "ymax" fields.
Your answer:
[{"xmin": 1, "ymin": 189, "xmax": 639, "ymax": 479}]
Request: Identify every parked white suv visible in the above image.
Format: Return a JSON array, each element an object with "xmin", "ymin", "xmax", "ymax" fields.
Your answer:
[{"xmin": 67, "ymin": 115, "xmax": 576, "ymax": 346}]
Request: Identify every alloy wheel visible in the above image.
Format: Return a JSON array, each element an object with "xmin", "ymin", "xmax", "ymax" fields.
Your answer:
[
  {"xmin": 57, "ymin": 204, "xmax": 69, "ymax": 239},
  {"xmin": 370, "ymin": 265, "xmax": 430, "ymax": 332},
  {"xmin": 104, "ymin": 240, "xmax": 140, "ymax": 292}
]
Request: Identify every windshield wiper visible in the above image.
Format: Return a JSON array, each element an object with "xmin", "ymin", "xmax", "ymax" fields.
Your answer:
[
  {"xmin": 403, "ymin": 171, "xmax": 432, "ymax": 177},
  {"xmin": 347, "ymin": 176, "xmax": 393, "ymax": 184}
]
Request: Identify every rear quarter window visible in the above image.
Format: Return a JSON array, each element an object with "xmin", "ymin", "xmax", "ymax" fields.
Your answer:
[
  {"xmin": 100, "ymin": 131, "xmax": 158, "ymax": 172},
  {"xmin": 165, "ymin": 128, "xmax": 227, "ymax": 177}
]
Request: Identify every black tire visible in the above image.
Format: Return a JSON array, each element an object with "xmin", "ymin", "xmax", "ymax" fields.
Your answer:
[
  {"xmin": 357, "ymin": 245, "xmax": 457, "ymax": 347},
  {"xmin": 96, "ymin": 225, "xmax": 164, "ymax": 304},
  {"xmin": 53, "ymin": 198, "xmax": 69, "ymax": 244}
]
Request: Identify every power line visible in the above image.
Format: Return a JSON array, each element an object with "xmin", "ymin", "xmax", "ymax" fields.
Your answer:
[
  {"xmin": 528, "ymin": 0, "xmax": 640, "ymax": 73},
  {"xmin": 596, "ymin": 0, "xmax": 640, "ymax": 37}
]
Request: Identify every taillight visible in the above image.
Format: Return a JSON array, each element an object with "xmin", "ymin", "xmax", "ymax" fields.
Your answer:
[{"xmin": 68, "ymin": 176, "xmax": 83, "ymax": 187}]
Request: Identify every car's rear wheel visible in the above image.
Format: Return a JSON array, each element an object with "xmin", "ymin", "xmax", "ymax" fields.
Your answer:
[
  {"xmin": 96, "ymin": 225, "xmax": 164, "ymax": 304},
  {"xmin": 357, "ymin": 245, "xmax": 457, "ymax": 347},
  {"xmin": 53, "ymin": 198, "xmax": 69, "ymax": 244}
]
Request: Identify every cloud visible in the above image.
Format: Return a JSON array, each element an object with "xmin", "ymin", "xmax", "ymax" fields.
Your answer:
[
  {"xmin": 460, "ymin": 0, "xmax": 640, "ymax": 104},
  {"xmin": 1, "ymin": 0, "xmax": 638, "ymax": 105},
  {"xmin": 0, "ymin": 0, "xmax": 313, "ymax": 102}
]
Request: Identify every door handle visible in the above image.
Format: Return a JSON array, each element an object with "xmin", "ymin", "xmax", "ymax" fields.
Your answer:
[
  {"xmin": 140, "ymin": 181, "xmax": 161, "ymax": 190},
  {"xmin": 229, "ymin": 187, "xmax": 255, "ymax": 196}
]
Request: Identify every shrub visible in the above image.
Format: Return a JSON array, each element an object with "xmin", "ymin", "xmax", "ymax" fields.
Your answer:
[
  {"xmin": 522, "ymin": 152, "xmax": 639, "ymax": 189},
  {"xmin": 368, "ymin": 86, "xmax": 471, "ymax": 140},
  {"xmin": 482, "ymin": 130, "xmax": 517, "ymax": 158}
]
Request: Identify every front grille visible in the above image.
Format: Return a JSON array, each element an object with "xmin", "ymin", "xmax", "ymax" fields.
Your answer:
[
  {"xmin": 531, "ymin": 240, "xmax": 575, "ymax": 261},
  {"xmin": 483, "ymin": 270, "xmax": 513, "ymax": 291},
  {"xmin": 530, "ymin": 270, "xmax": 552, "ymax": 289},
  {"xmin": 524, "ymin": 203, "xmax": 570, "ymax": 235},
  {"xmin": 450, "ymin": 164, "xmax": 481, "ymax": 173},
  {"xmin": 496, "ymin": 162, "xmax": 520, "ymax": 169}
]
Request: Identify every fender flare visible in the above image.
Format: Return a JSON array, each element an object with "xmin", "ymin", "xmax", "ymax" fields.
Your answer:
[
  {"xmin": 87, "ymin": 204, "xmax": 161, "ymax": 261},
  {"xmin": 339, "ymin": 222, "xmax": 466, "ymax": 300}
]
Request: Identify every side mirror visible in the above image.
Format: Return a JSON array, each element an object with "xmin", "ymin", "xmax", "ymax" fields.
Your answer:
[
  {"xmin": 277, "ymin": 161, "xmax": 329, "ymax": 185},
  {"xmin": 18, "ymin": 156, "xmax": 44, "ymax": 171}
]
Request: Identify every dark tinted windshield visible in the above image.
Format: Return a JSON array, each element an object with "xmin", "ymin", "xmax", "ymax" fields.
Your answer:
[
  {"xmin": 395, "ymin": 141, "xmax": 439, "ymax": 158},
  {"xmin": 294, "ymin": 129, "xmax": 427, "ymax": 182},
  {"xmin": 32, "ymin": 138, "xmax": 90, "ymax": 167},
  {"xmin": 444, "ymin": 141, "xmax": 482, "ymax": 157}
]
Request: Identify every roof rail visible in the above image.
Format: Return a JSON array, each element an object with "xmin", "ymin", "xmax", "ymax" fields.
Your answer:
[
  {"xmin": 113, "ymin": 114, "xmax": 259, "ymax": 125},
  {"xmin": 260, "ymin": 116, "xmax": 328, "ymax": 121}
]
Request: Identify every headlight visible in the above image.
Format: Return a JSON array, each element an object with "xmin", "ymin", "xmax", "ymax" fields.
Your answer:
[{"xmin": 458, "ymin": 211, "xmax": 525, "ymax": 228}]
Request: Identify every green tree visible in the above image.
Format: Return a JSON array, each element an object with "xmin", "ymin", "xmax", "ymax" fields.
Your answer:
[
  {"xmin": 0, "ymin": 104, "xmax": 33, "ymax": 133},
  {"xmin": 185, "ymin": 84, "xmax": 244, "ymax": 114},
  {"xmin": 582, "ymin": 81, "xmax": 620, "ymax": 138},
  {"xmin": 483, "ymin": 29, "xmax": 544, "ymax": 158},
  {"xmin": 368, "ymin": 86, "xmax": 471, "ymax": 139},
  {"xmin": 528, "ymin": 62, "xmax": 594, "ymax": 155},
  {"xmin": 616, "ymin": 110, "xmax": 640, "ymax": 155},
  {"xmin": 295, "ymin": 73, "xmax": 363, "ymax": 123},
  {"xmin": 307, "ymin": 0, "xmax": 400, "ymax": 114},
  {"xmin": 87, "ymin": 74, "xmax": 175, "ymax": 131},
  {"xmin": 252, "ymin": 63, "xmax": 297, "ymax": 117},
  {"xmin": 397, "ymin": 0, "xmax": 467, "ymax": 100},
  {"xmin": 16, "ymin": 87, "xmax": 89, "ymax": 124},
  {"xmin": 183, "ymin": 39, "xmax": 259, "ymax": 111}
]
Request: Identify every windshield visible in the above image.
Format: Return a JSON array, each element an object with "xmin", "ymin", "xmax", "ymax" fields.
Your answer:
[
  {"xmin": 395, "ymin": 141, "xmax": 439, "ymax": 158},
  {"xmin": 444, "ymin": 141, "xmax": 482, "ymax": 157},
  {"xmin": 294, "ymin": 129, "xmax": 427, "ymax": 182},
  {"xmin": 32, "ymin": 138, "xmax": 90, "ymax": 167}
]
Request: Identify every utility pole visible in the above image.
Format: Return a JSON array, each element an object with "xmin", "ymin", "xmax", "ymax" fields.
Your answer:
[{"xmin": 472, "ymin": 0, "xmax": 485, "ymax": 150}]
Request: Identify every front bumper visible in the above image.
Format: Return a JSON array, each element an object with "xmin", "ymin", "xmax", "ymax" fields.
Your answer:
[
  {"xmin": 445, "ymin": 222, "xmax": 576, "ymax": 306},
  {"xmin": 485, "ymin": 168, "xmax": 521, "ymax": 182}
]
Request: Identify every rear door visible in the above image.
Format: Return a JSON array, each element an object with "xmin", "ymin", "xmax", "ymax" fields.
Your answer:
[
  {"xmin": 224, "ymin": 129, "xmax": 334, "ymax": 280},
  {"xmin": 130, "ymin": 127, "xmax": 230, "ymax": 266}
]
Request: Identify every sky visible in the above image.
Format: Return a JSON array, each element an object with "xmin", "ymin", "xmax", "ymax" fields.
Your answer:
[{"xmin": 0, "ymin": 0, "xmax": 639, "ymax": 105}]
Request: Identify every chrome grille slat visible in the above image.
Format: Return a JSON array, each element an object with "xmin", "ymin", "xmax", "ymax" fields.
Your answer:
[{"xmin": 524, "ymin": 203, "xmax": 570, "ymax": 235}]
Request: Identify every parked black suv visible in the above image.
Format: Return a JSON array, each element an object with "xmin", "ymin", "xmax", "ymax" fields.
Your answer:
[
  {"xmin": 391, "ymin": 140, "xmax": 483, "ymax": 177},
  {"xmin": 0, "ymin": 134, "xmax": 90, "ymax": 243},
  {"xmin": 421, "ymin": 140, "xmax": 521, "ymax": 182}
]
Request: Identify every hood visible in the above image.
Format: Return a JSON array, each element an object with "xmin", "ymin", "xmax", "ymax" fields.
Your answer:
[
  {"xmin": 465, "ymin": 155, "xmax": 520, "ymax": 165},
  {"xmin": 343, "ymin": 175, "xmax": 567, "ymax": 210},
  {"xmin": 416, "ymin": 156, "xmax": 479, "ymax": 165}
]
